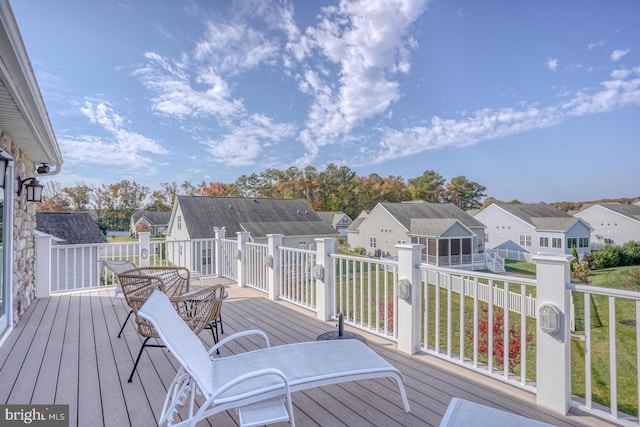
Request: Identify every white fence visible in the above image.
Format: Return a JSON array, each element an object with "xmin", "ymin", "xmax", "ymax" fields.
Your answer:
[
  {"xmin": 280, "ymin": 246, "xmax": 316, "ymax": 310},
  {"xmin": 421, "ymin": 265, "xmax": 538, "ymax": 391},
  {"xmin": 244, "ymin": 242, "xmax": 268, "ymax": 292},
  {"xmin": 36, "ymin": 234, "xmax": 640, "ymax": 424},
  {"xmin": 332, "ymin": 254, "xmax": 399, "ymax": 340}
]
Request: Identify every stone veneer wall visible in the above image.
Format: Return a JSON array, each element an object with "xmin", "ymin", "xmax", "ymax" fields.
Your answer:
[{"xmin": 0, "ymin": 129, "xmax": 37, "ymax": 325}]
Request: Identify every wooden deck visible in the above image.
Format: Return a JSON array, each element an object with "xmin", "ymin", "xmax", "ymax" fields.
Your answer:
[{"xmin": 0, "ymin": 278, "xmax": 614, "ymax": 427}]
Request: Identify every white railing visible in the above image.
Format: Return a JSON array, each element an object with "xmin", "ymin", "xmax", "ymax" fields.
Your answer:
[
  {"xmin": 421, "ymin": 265, "xmax": 537, "ymax": 392},
  {"xmin": 219, "ymin": 238, "xmax": 238, "ymax": 280},
  {"xmin": 424, "ymin": 268, "xmax": 537, "ymax": 319},
  {"xmin": 36, "ymin": 233, "xmax": 640, "ymax": 423},
  {"xmin": 244, "ymin": 242, "xmax": 268, "ymax": 292},
  {"xmin": 484, "ymin": 250, "xmax": 505, "ymax": 272},
  {"xmin": 149, "ymin": 239, "xmax": 216, "ymax": 275},
  {"xmin": 279, "ymin": 246, "xmax": 316, "ymax": 310},
  {"xmin": 494, "ymin": 248, "xmax": 533, "ymax": 263},
  {"xmin": 332, "ymin": 254, "xmax": 399, "ymax": 340},
  {"xmin": 51, "ymin": 244, "xmax": 103, "ymax": 292},
  {"xmin": 569, "ymin": 283, "xmax": 640, "ymax": 426}
]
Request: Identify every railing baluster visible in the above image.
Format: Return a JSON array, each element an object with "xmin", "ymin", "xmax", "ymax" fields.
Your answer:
[{"xmin": 609, "ymin": 296, "xmax": 617, "ymax": 418}]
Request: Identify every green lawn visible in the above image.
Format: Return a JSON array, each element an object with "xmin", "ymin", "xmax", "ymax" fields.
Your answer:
[
  {"xmin": 571, "ymin": 265, "xmax": 640, "ymax": 416},
  {"xmin": 334, "ymin": 257, "xmax": 640, "ymax": 417}
]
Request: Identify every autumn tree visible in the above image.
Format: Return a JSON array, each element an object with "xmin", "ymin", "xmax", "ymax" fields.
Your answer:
[
  {"xmin": 407, "ymin": 170, "xmax": 445, "ymax": 202},
  {"xmin": 446, "ymin": 176, "xmax": 487, "ymax": 210},
  {"xmin": 38, "ymin": 181, "xmax": 71, "ymax": 211},
  {"xmin": 100, "ymin": 180, "xmax": 149, "ymax": 231},
  {"xmin": 63, "ymin": 183, "xmax": 92, "ymax": 211}
]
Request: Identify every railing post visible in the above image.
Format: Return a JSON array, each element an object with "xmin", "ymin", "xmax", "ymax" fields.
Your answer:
[
  {"xmin": 315, "ymin": 237, "xmax": 337, "ymax": 321},
  {"xmin": 533, "ymin": 253, "xmax": 572, "ymax": 415},
  {"xmin": 396, "ymin": 243, "xmax": 423, "ymax": 355},
  {"xmin": 35, "ymin": 234, "xmax": 53, "ymax": 298},
  {"xmin": 236, "ymin": 231, "xmax": 250, "ymax": 287},
  {"xmin": 214, "ymin": 227, "xmax": 226, "ymax": 277},
  {"xmin": 139, "ymin": 232, "xmax": 151, "ymax": 267},
  {"xmin": 267, "ymin": 234, "xmax": 283, "ymax": 301}
]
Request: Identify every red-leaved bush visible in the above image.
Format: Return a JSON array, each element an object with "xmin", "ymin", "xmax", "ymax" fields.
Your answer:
[
  {"xmin": 469, "ymin": 306, "xmax": 532, "ymax": 370},
  {"xmin": 379, "ymin": 302, "xmax": 394, "ymax": 332}
]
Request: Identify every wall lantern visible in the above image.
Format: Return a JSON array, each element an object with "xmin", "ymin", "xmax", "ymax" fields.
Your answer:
[
  {"xmin": 538, "ymin": 303, "xmax": 561, "ymax": 335},
  {"xmin": 17, "ymin": 176, "xmax": 44, "ymax": 202},
  {"xmin": 0, "ymin": 155, "xmax": 9, "ymax": 188},
  {"xmin": 396, "ymin": 278, "xmax": 412, "ymax": 301}
]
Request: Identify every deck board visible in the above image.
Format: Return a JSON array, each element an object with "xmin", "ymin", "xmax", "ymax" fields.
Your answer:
[{"xmin": 0, "ymin": 279, "xmax": 615, "ymax": 427}]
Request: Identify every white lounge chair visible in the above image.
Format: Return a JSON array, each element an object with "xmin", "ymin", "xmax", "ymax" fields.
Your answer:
[{"xmin": 138, "ymin": 289, "xmax": 411, "ymax": 427}]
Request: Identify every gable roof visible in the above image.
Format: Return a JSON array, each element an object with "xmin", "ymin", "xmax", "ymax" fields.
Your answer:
[
  {"xmin": 316, "ymin": 211, "xmax": 352, "ymax": 228},
  {"xmin": 174, "ymin": 196, "xmax": 339, "ymax": 239},
  {"xmin": 379, "ymin": 202, "xmax": 485, "ymax": 231},
  {"xmin": 132, "ymin": 210, "xmax": 171, "ymax": 226},
  {"xmin": 409, "ymin": 218, "xmax": 463, "ymax": 236},
  {"xmin": 587, "ymin": 203, "xmax": 640, "ymax": 222},
  {"xmin": 492, "ymin": 203, "xmax": 583, "ymax": 232},
  {"xmin": 346, "ymin": 210, "xmax": 369, "ymax": 232},
  {"xmin": 36, "ymin": 212, "xmax": 107, "ymax": 244}
]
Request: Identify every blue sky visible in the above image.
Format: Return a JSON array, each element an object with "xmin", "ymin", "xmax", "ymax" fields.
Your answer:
[{"xmin": 11, "ymin": 0, "xmax": 640, "ymax": 203}]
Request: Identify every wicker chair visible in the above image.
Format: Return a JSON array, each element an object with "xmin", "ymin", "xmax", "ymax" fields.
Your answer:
[
  {"xmin": 112, "ymin": 266, "xmax": 191, "ymax": 338},
  {"xmin": 118, "ymin": 268, "xmax": 224, "ymax": 383}
]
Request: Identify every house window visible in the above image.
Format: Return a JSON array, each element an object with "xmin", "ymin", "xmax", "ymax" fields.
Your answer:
[
  {"xmin": 552, "ymin": 238, "xmax": 562, "ymax": 249},
  {"xmin": 540, "ymin": 237, "xmax": 549, "ymax": 247},
  {"xmin": 369, "ymin": 237, "xmax": 377, "ymax": 248},
  {"xmin": 567, "ymin": 238, "xmax": 577, "ymax": 248},
  {"xmin": 202, "ymin": 248, "xmax": 212, "ymax": 266},
  {"xmin": 579, "ymin": 237, "xmax": 589, "ymax": 248},
  {"xmin": 177, "ymin": 215, "xmax": 182, "ymax": 230},
  {"xmin": 484, "ymin": 233, "xmax": 489, "ymax": 243},
  {"xmin": 519, "ymin": 235, "xmax": 531, "ymax": 247}
]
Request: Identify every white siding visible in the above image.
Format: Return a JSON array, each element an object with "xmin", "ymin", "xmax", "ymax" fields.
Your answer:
[{"xmin": 574, "ymin": 205, "xmax": 640, "ymax": 246}]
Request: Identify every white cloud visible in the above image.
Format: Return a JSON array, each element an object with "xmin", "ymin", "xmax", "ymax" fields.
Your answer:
[
  {"xmin": 291, "ymin": 0, "xmax": 428, "ymax": 162},
  {"xmin": 133, "ymin": 52, "xmax": 244, "ymax": 119},
  {"xmin": 359, "ymin": 67, "xmax": 640, "ymax": 165},
  {"xmin": 611, "ymin": 48, "xmax": 630, "ymax": 61},
  {"xmin": 62, "ymin": 101, "xmax": 168, "ymax": 174},
  {"xmin": 546, "ymin": 57, "xmax": 558, "ymax": 71},
  {"xmin": 203, "ymin": 113, "xmax": 296, "ymax": 166},
  {"xmin": 588, "ymin": 40, "xmax": 604, "ymax": 49}
]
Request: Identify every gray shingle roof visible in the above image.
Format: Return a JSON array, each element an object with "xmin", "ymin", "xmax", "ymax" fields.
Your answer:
[
  {"xmin": 176, "ymin": 196, "xmax": 339, "ymax": 239},
  {"xmin": 495, "ymin": 203, "xmax": 581, "ymax": 231},
  {"xmin": 408, "ymin": 218, "xmax": 458, "ymax": 236},
  {"xmin": 380, "ymin": 202, "xmax": 485, "ymax": 230},
  {"xmin": 132, "ymin": 210, "xmax": 171, "ymax": 225},
  {"xmin": 597, "ymin": 203, "xmax": 640, "ymax": 222},
  {"xmin": 36, "ymin": 212, "xmax": 107, "ymax": 244}
]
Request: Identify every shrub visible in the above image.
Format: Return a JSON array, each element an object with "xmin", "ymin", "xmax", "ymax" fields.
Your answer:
[
  {"xmin": 621, "ymin": 241, "xmax": 640, "ymax": 265},
  {"xmin": 379, "ymin": 302, "xmax": 394, "ymax": 332},
  {"xmin": 589, "ymin": 245, "xmax": 621, "ymax": 270},
  {"xmin": 468, "ymin": 306, "xmax": 532, "ymax": 370},
  {"xmin": 573, "ymin": 260, "xmax": 591, "ymax": 284},
  {"xmin": 570, "ymin": 246, "xmax": 579, "ymax": 271}
]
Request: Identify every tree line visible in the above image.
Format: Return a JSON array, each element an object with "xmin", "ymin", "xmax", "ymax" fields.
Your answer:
[{"xmin": 37, "ymin": 164, "xmax": 487, "ymax": 231}]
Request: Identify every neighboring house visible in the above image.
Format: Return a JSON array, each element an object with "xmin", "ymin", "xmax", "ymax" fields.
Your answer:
[
  {"xmin": 347, "ymin": 201, "xmax": 486, "ymax": 268},
  {"xmin": 36, "ymin": 212, "xmax": 107, "ymax": 245},
  {"xmin": 475, "ymin": 203, "xmax": 592, "ymax": 257},
  {"xmin": 573, "ymin": 203, "xmax": 640, "ymax": 247},
  {"xmin": 166, "ymin": 196, "xmax": 340, "ymax": 273},
  {"xmin": 0, "ymin": 0, "xmax": 64, "ymax": 345},
  {"xmin": 316, "ymin": 211, "xmax": 353, "ymax": 236},
  {"xmin": 130, "ymin": 209, "xmax": 171, "ymax": 237},
  {"xmin": 36, "ymin": 212, "xmax": 107, "ymax": 290}
]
